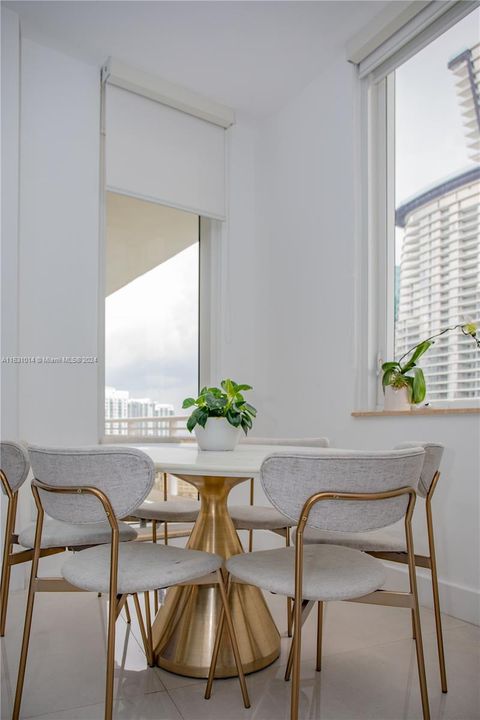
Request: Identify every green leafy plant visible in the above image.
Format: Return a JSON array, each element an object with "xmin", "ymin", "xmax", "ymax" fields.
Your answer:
[
  {"xmin": 182, "ymin": 379, "xmax": 257, "ymax": 435},
  {"xmin": 382, "ymin": 322, "xmax": 479, "ymax": 404}
]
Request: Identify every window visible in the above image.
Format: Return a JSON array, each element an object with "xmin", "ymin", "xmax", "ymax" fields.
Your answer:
[
  {"xmin": 104, "ymin": 192, "xmax": 199, "ymax": 438},
  {"xmin": 360, "ymin": 6, "xmax": 480, "ymax": 408}
]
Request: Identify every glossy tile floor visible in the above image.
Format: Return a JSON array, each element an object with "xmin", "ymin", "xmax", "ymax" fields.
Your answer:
[{"xmin": 1, "ymin": 585, "xmax": 479, "ymax": 720}]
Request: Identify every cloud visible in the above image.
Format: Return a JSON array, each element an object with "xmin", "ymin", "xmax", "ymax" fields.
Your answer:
[{"xmin": 105, "ymin": 244, "xmax": 198, "ymax": 411}]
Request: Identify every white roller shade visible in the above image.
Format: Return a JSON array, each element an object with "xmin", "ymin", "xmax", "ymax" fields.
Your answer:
[{"xmin": 105, "ymin": 84, "xmax": 227, "ymax": 220}]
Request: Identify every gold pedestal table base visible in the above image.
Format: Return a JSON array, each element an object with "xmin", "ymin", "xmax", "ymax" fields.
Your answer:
[{"xmin": 151, "ymin": 474, "xmax": 281, "ymax": 678}]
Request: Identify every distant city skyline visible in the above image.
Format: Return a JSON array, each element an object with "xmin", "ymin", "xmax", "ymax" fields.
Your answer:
[{"xmin": 105, "ymin": 385, "xmax": 175, "ymax": 417}]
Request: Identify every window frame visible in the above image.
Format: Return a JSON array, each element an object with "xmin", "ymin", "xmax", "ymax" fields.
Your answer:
[
  {"xmin": 355, "ymin": 3, "xmax": 480, "ymax": 412},
  {"xmin": 99, "ymin": 199, "xmax": 220, "ymax": 443}
]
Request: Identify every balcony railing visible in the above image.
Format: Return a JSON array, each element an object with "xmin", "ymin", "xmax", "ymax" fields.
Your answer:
[{"xmin": 104, "ymin": 415, "xmax": 194, "ymax": 442}]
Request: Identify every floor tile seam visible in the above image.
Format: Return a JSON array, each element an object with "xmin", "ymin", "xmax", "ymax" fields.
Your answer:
[
  {"xmin": 279, "ymin": 630, "xmax": 446, "ymax": 667},
  {"xmin": 20, "ymin": 689, "xmax": 171, "ymax": 720},
  {"xmin": 165, "ymin": 686, "xmax": 189, "ymax": 720}
]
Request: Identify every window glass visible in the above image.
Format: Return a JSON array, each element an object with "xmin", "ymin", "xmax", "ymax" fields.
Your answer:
[
  {"xmin": 105, "ymin": 192, "xmax": 199, "ymax": 436},
  {"xmin": 394, "ymin": 10, "xmax": 480, "ymax": 401}
]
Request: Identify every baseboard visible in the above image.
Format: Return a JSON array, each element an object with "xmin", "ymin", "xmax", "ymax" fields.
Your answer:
[{"xmin": 385, "ymin": 563, "xmax": 480, "ymax": 626}]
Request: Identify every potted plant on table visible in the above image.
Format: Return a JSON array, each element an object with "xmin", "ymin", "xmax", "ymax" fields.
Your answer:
[
  {"xmin": 182, "ymin": 379, "xmax": 257, "ymax": 450},
  {"xmin": 382, "ymin": 322, "xmax": 479, "ymax": 411}
]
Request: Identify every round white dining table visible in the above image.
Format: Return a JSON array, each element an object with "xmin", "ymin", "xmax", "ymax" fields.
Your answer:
[{"xmin": 132, "ymin": 442, "xmax": 324, "ymax": 679}]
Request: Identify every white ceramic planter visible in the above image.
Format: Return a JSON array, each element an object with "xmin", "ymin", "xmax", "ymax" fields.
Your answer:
[
  {"xmin": 383, "ymin": 385, "xmax": 411, "ymax": 412},
  {"xmin": 194, "ymin": 417, "xmax": 241, "ymax": 451}
]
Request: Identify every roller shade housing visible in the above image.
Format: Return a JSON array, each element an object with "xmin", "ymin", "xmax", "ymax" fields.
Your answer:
[{"xmin": 105, "ymin": 84, "xmax": 226, "ymax": 220}]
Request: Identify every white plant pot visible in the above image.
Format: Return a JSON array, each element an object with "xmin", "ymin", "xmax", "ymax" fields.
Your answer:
[
  {"xmin": 194, "ymin": 417, "xmax": 241, "ymax": 451},
  {"xmin": 383, "ymin": 385, "xmax": 411, "ymax": 412}
]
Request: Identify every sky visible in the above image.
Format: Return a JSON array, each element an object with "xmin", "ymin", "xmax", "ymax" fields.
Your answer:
[
  {"xmin": 395, "ymin": 8, "xmax": 479, "ymax": 261},
  {"xmin": 105, "ymin": 241, "xmax": 198, "ymax": 413}
]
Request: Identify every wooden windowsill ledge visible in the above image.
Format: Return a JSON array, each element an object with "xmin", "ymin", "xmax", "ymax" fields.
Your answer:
[{"xmin": 352, "ymin": 407, "xmax": 480, "ymax": 417}]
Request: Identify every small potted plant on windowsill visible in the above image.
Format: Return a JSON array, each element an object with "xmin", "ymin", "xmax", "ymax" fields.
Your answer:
[
  {"xmin": 182, "ymin": 379, "xmax": 257, "ymax": 450},
  {"xmin": 382, "ymin": 322, "xmax": 479, "ymax": 411}
]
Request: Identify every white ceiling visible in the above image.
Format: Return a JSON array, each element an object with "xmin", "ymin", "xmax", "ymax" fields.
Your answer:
[{"xmin": 6, "ymin": 0, "xmax": 391, "ymax": 118}]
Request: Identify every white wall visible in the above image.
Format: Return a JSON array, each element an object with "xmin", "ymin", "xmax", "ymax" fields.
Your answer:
[
  {"xmin": 17, "ymin": 38, "xmax": 100, "ymax": 448},
  {"xmin": 0, "ymin": 33, "xmax": 101, "ymax": 588},
  {"xmin": 226, "ymin": 56, "xmax": 480, "ymax": 624},
  {"xmin": 1, "ymin": 7, "xmax": 21, "ymax": 588},
  {"xmin": 1, "ymin": 8, "xmax": 21, "ymax": 441}
]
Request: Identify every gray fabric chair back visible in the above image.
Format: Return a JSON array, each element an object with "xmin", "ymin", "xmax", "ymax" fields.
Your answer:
[
  {"xmin": 28, "ymin": 445, "xmax": 155, "ymax": 524},
  {"xmin": 242, "ymin": 437, "xmax": 329, "ymax": 447},
  {"xmin": 394, "ymin": 442, "xmax": 444, "ymax": 498},
  {"xmin": 261, "ymin": 448, "xmax": 425, "ymax": 532},
  {"xmin": 0, "ymin": 441, "xmax": 30, "ymax": 493}
]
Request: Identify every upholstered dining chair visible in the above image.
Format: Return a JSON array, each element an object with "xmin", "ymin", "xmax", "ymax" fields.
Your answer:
[
  {"xmin": 296, "ymin": 441, "xmax": 447, "ymax": 693},
  {"xmin": 132, "ymin": 471, "xmax": 200, "ymax": 546},
  {"xmin": 131, "ymin": 472, "xmax": 201, "ymax": 612},
  {"xmin": 13, "ymin": 445, "xmax": 249, "ymax": 720},
  {"xmin": 0, "ymin": 441, "xmax": 137, "ymax": 637},
  {"xmin": 222, "ymin": 448, "xmax": 430, "ymax": 720},
  {"xmin": 230, "ymin": 436, "xmax": 330, "ymax": 636}
]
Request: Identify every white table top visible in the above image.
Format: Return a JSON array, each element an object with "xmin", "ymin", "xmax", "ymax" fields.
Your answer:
[{"xmin": 133, "ymin": 442, "xmax": 331, "ymax": 478}]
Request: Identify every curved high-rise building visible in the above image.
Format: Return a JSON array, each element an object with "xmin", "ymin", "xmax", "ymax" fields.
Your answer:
[
  {"xmin": 448, "ymin": 43, "xmax": 480, "ymax": 162},
  {"xmin": 395, "ymin": 167, "xmax": 480, "ymax": 400}
]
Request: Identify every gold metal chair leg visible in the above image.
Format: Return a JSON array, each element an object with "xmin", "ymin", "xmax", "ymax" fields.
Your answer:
[
  {"xmin": 0, "ymin": 493, "xmax": 16, "ymax": 636},
  {"xmin": 248, "ymin": 477, "xmax": 254, "ymax": 554},
  {"xmin": 291, "ymin": 585, "xmax": 303, "ymax": 720},
  {"xmin": 411, "ymin": 609, "xmax": 416, "ymax": 639},
  {"xmin": 285, "ymin": 633, "xmax": 294, "ymax": 681},
  {"xmin": 104, "ymin": 595, "xmax": 117, "ymax": 720},
  {"xmin": 204, "ymin": 583, "xmax": 227, "ymax": 700},
  {"xmin": 124, "ymin": 597, "xmax": 131, "ymax": 624},
  {"xmin": 430, "ymin": 562, "xmax": 447, "ymax": 693},
  {"xmin": 286, "ymin": 527, "xmax": 293, "ymax": 638},
  {"xmin": 285, "ymin": 599, "xmax": 311, "ymax": 682},
  {"xmin": 287, "ymin": 597, "xmax": 293, "ymax": 638},
  {"xmin": 144, "ymin": 592, "xmax": 154, "ymax": 667},
  {"xmin": 151, "ymin": 521, "xmax": 160, "ymax": 614},
  {"xmin": 406, "ymin": 528, "xmax": 430, "ymax": 719},
  {"xmin": 162, "ymin": 471, "xmax": 169, "ymax": 546},
  {"xmin": 104, "ymin": 525, "xmax": 120, "ymax": 720},
  {"xmin": 12, "ymin": 496, "xmax": 43, "ymax": 720},
  {"xmin": 205, "ymin": 572, "xmax": 250, "ymax": 709},
  {"xmin": 316, "ymin": 601, "xmax": 323, "ymax": 671},
  {"xmin": 12, "ymin": 577, "xmax": 37, "ymax": 719},
  {"xmin": 133, "ymin": 593, "xmax": 152, "ymax": 665},
  {"xmin": 426, "ymin": 498, "xmax": 447, "ymax": 693}
]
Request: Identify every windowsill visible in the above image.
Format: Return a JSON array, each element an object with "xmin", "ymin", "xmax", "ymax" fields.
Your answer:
[{"xmin": 352, "ymin": 407, "xmax": 480, "ymax": 417}]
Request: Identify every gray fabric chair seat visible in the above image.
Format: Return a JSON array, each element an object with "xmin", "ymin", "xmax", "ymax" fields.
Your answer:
[
  {"xmin": 62, "ymin": 542, "xmax": 222, "ymax": 594},
  {"xmin": 293, "ymin": 525, "xmax": 406, "ymax": 553},
  {"xmin": 229, "ymin": 505, "xmax": 293, "ymax": 530},
  {"xmin": 226, "ymin": 545, "xmax": 387, "ymax": 602},
  {"xmin": 18, "ymin": 518, "xmax": 137, "ymax": 549},
  {"xmin": 134, "ymin": 498, "xmax": 200, "ymax": 522}
]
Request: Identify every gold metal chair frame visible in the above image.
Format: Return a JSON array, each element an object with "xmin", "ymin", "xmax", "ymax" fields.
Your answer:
[
  {"xmin": 244, "ymin": 486, "xmax": 430, "ymax": 720},
  {"xmin": 0, "ymin": 470, "xmax": 64, "ymax": 636},
  {"xmin": 12, "ymin": 479, "xmax": 250, "ymax": 720},
  {"xmin": 0, "ymin": 469, "xmax": 137, "ymax": 636},
  {"xmin": 367, "ymin": 470, "xmax": 447, "ymax": 693}
]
